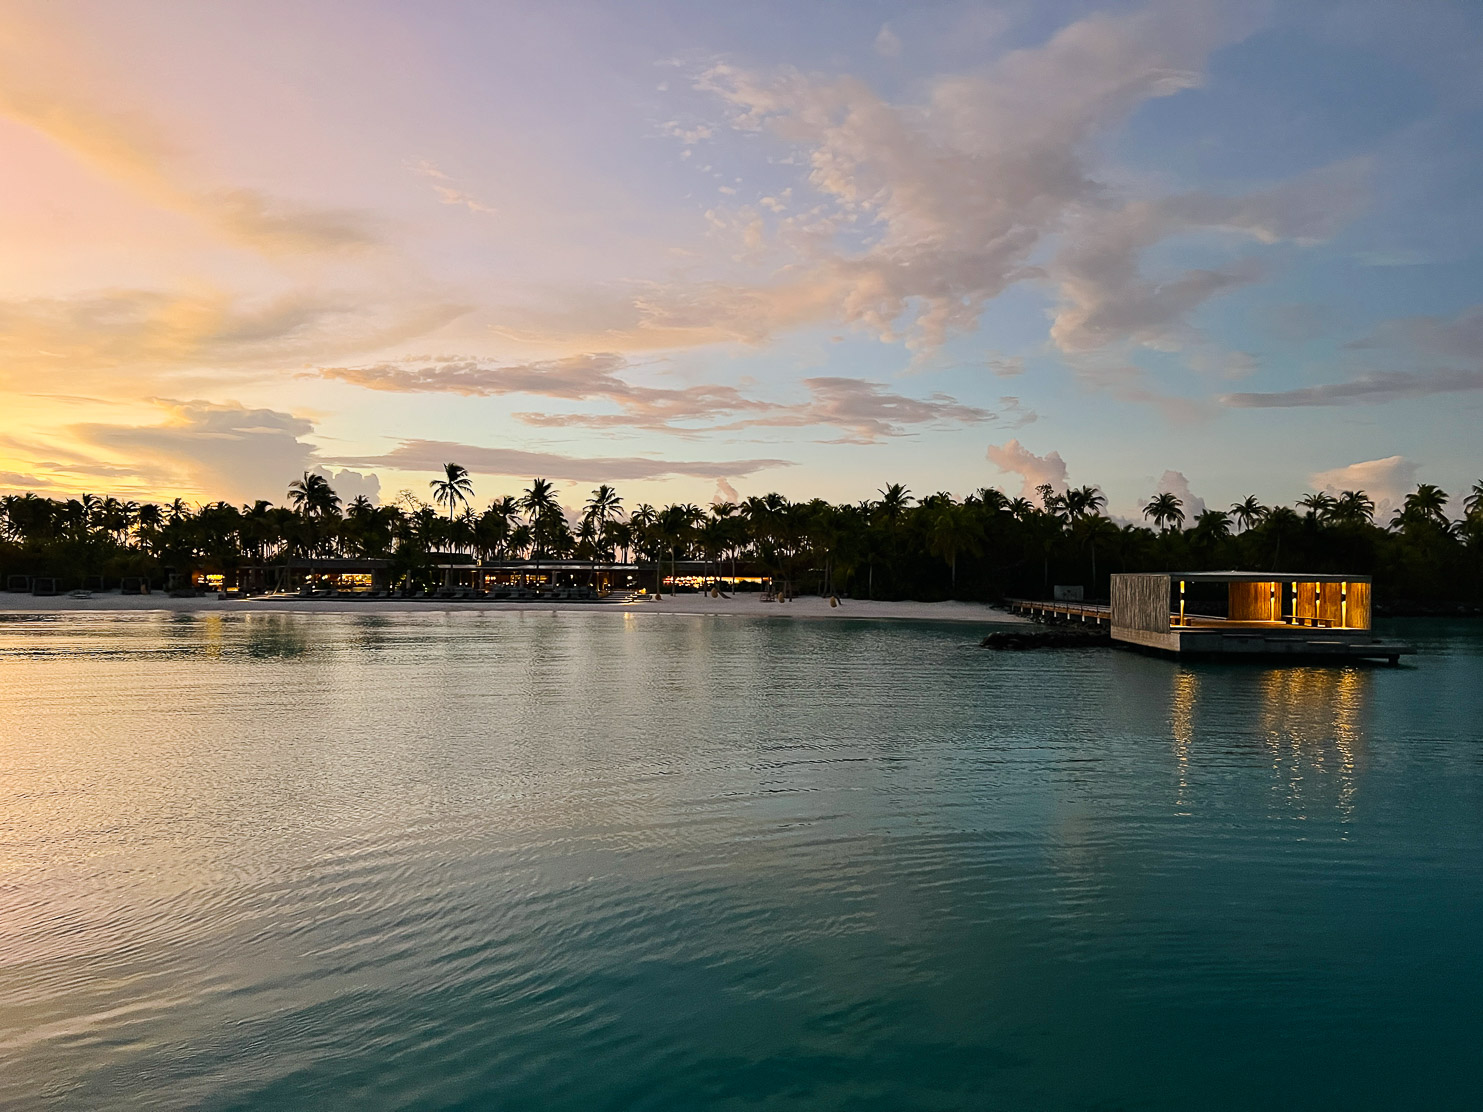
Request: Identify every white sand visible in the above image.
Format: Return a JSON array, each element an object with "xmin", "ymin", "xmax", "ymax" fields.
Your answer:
[{"xmin": 0, "ymin": 591, "xmax": 1029, "ymax": 624}]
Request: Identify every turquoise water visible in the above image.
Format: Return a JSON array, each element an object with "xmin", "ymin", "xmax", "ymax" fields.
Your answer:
[{"xmin": 0, "ymin": 611, "xmax": 1480, "ymax": 1110}]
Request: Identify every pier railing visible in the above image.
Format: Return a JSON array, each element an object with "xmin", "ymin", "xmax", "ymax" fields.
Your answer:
[{"xmin": 1005, "ymin": 598, "xmax": 1111, "ymax": 624}]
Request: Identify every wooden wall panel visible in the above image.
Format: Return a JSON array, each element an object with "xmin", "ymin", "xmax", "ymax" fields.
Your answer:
[
  {"xmin": 1318, "ymin": 583, "xmax": 1344, "ymax": 626},
  {"xmin": 1229, "ymin": 581, "xmax": 1276, "ymax": 622},
  {"xmin": 1111, "ymin": 574, "xmax": 1172, "ymax": 633},
  {"xmin": 1346, "ymin": 581, "xmax": 1372, "ymax": 629}
]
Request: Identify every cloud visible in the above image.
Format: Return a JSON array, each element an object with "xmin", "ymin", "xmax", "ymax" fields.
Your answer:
[
  {"xmin": 1310, "ymin": 456, "xmax": 1418, "ymax": 519},
  {"xmin": 336, "ymin": 440, "xmax": 792, "ymax": 483},
  {"xmin": 1348, "ymin": 303, "xmax": 1483, "ymax": 359},
  {"xmin": 701, "ymin": 376, "xmax": 996, "ymax": 443},
  {"xmin": 320, "ymin": 356, "xmax": 996, "ymax": 442},
  {"xmin": 652, "ymin": 3, "xmax": 1284, "ymax": 358},
  {"xmin": 0, "ymin": 469, "xmax": 62, "ymax": 493},
  {"xmin": 409, "ymin": 160, "xmax": 495, "ymax": 215},
  {"xmin": 988, "ymin": 355, "xmax": 1024, "ymax": 377},
  {"xmin": 713, "ymin": 477, "xmax": 739, "ymax": 504},
  {"xmin": 314, "ymin": 468, "xmax": 381, "ymax": 506},
  {"xmin": 0, "ymin": 289, "xmax": 469, "ymax": 386},
  {"xmin": 1221, "ymin": 368, "xmax": 1483, "ymax": 407},
  {"xmin": 874, "ymin": 24, "xmax": 902, "ymax": 58},
  {"xmin": 67, "ymin": 400, "xmax": 321, "ymax": 502},
  {"xmin": 1226, "ymin": 304, "xmax": 1483, "ymax": 408},
  {"xmin": 0, "ymin": 60, "xmax": 380, "ymax": 254},
  {"xmin": 986, "ymin": 439, "xmax": 1068, "ymax": 498},
  {"xmin": 10, "ymin": 405, "xmax": 381, "ymax": 505},
  {"xmin": 496, "ymin": 3, "xmax": 1267, "ymax": 364},
  {"xmin": 1151, "ymin": 469, "xmax": 1205, "ymax": 519},
  {"xmin": 996, "ymin": 396, "xmax": 1037, "ymax": 429},
  {"xmin": 1048, "ymin": 164, "xmax": 1366, "ymax": 354}
]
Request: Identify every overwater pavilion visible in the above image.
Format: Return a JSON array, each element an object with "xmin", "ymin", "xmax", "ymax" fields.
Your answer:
[{"xmin": 1108, "ymin": 571, "xmax": 1409, "ymax": 662}]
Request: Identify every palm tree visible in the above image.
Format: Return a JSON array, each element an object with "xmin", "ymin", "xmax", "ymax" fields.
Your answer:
[
  {"xmin": 518, "ymin": 478, "xmax": 559, "ymax": 525},
  {"xmin": 629, "ymin": 503, "xmax": 660, "ymax": 593},
  {"xmin": 1191, "ymin": 509, "xmax": 1232, "ymax": 548},
  {"xmin": 1297, "ymin": 491, "xmax": 1336, "ymax": 523},
  {"xmin": 656, "ymin": 503, "xmax": 696, "ymax": 596},
  {"xmin": 1398, "ymin": 483, "xmax": 1450, "ymax": 528},
  {"xmin": 429, "ymin": 463, "xmax": 474, "ymax": 531},
  {"xmin": 876, "ymin": 483, "xmax": 913, "ymax": 524},
  {"xmin": 1332, "ymin": 490, "xmax": 1375, "ymax": 527},
  {"xmin": 1143, "ymin": 492, "xmax": 1184, "ymax": 533},
  {"xmin": 1464, "ymin": 479, "xmax": 1483, "ymax": 519},
  {"xmin": 1230, "ymin": 495, "xmax": 1266, "ymax": 533},
  {"xmin": 1062, "ymin": 485, "xmax": 1107, "ymax": 521},
  {"xmin": 518, "ymin": 478, "xmax": 562, "ymax": 591},
  {"xmin": 287, "ymin": 472, "xmax": 340, "ymax": 519},
  {"xmin": 583, "ymin": 484, "xmax": 624, "ymax": 591},
  {"xmin": 1261, "ymin": 505, "xmax": 1302, "ymax": 569},
  {"xmin": 926, "ymin": 501, "xmax": 983, "ymax": 589}
]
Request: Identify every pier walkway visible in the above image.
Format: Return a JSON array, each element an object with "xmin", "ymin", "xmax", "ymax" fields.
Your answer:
[{"xmin": 1005, "ymin": 598, "xmax": 1111, "ymax": 624}]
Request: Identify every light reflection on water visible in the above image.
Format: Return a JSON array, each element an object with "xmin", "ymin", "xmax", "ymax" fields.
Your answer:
[{"xmin": 0, "ymin": 611, "xmax": 1479, "ymax": 1111}]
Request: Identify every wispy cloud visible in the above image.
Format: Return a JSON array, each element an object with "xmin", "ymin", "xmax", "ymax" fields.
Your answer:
[
  {"xmin": 0, "ymin": 290, "xmax": 468, "ymax": 386},
  {"xmin": 319, "ymin": 356, "xmax": 999, "ymax": 442},
  {"xmin": 1222, "ymin": 368, "xmax": 1483, "ymax": 407},
  {"xmin": 0, "ymin": 67, "xmax": 381, "ymax": 254},
  {"xmin": 337, "ymin": 440, "xmax": 792, "ymax": 483},
  {"xmin": 409, "ymin": 160, "xmax": 496, "ymax": 214}
]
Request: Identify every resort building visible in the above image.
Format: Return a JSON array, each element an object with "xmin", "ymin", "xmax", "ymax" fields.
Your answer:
[{"xmin": 1109, "ymin": 572, "xmax": 1408, "ymax": 663}]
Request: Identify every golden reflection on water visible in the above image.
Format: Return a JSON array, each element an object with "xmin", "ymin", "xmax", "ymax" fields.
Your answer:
[
  {"xmin": 1257, "ymin": 667, "xmax": 1369, "ymax": 820},
  {"xmin": 1167, "ymin": 665, "xmax": 1372, "ymax": 821},
  {"xmin": 1170, "ymin": 670, "xmax": 1197, "ymax": 813}
]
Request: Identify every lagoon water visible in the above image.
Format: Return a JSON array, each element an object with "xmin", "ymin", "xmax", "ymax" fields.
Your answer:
[{"xmin": 1, "ymin": 610, "xmax": 1480, "ymax": 1110}]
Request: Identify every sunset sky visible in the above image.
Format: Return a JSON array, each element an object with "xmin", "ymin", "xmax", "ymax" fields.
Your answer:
[{"xmin": 2, "ymin": 0, "xmax": 1480, "ymax": 520}]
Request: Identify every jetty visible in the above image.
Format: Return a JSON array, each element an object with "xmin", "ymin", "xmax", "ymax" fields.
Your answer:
[{"xmin": 1008, "ymin": 572, "xmax": 1412, "ymax": 664}]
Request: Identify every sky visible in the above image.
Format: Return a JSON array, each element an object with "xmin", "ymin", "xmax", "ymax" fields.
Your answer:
[{"xmin": 1, "ymin": 0, "xmax": 1481, "ymax": 521}]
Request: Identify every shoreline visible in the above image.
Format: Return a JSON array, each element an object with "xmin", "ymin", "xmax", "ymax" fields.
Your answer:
[{"xmin": 0, "ymin": 592, "xmax": 1031, "ymax": 625}]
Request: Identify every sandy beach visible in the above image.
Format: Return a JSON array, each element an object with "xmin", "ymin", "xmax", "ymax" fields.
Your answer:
[{"xmin": 0, "ymin": 591, "xmax": 1029, "ymax": 624}]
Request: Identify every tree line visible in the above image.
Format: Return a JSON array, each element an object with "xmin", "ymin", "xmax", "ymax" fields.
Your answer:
[{"xmin": 3, "ymin": 462, "xmax": 1481, "ymax": 608}]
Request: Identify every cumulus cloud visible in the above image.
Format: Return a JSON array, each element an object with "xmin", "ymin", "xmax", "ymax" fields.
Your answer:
[
  {"xmin": 314, "ymin": 468, "xmax": 381, "ymax": 506},
  {"xmin": 320, "ymin": 356, "xmax": 998, "ymax": 442},
  {"xmin": 986, "ymin": 439, "xmax": 1068, "ymax": 498},
  {"xmin": 1150, "ymin": 469, "xmax": 1205, "ymax": 520},
  {"xmin": 1310, "ymin": 455, "xmax": 1418, "ymax": 519},
  {"xmin": 874, "ymin": 24, "xmax": 902, "ymax": 58},
  {"xmin": 337, "ymin": 440, "xmax": 792, "ymax": 483},
  {"xmin": 69, "ymin": 400, "xmax": 321, "ymax": 503},
  {"xmin": 713, "ymin": 477, "xmax": 740, "ymax": 504}
]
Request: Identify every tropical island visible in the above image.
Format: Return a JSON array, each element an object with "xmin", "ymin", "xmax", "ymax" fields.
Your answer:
[{"xmin": 3, "ymin": 464, "xmax": 1480, "ymax": 614}]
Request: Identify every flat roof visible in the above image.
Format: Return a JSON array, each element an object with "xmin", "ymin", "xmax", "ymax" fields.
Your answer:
[{"xmin": 1165, "ymin": 571, "xmax": 1370, "ymax": 584}]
